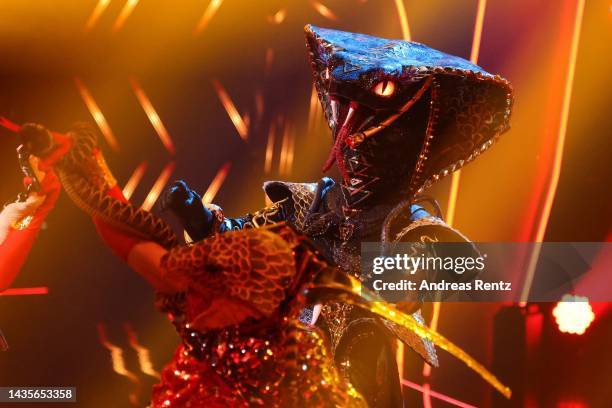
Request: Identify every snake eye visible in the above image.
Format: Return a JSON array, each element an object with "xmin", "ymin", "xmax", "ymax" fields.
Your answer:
[{"xmin": 372, "ymin": 80, "xmax": 396, "ymax": 97}]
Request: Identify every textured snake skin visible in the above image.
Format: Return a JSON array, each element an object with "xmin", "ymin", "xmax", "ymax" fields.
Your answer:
[{"xmin": 56, "ymin": 123, "xmax": 177, "ymax": 249}]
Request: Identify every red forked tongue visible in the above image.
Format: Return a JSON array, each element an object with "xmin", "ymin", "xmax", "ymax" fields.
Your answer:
[{"xmin": 321, "ymin": 102, "xmax": 360, "ymax": 183}]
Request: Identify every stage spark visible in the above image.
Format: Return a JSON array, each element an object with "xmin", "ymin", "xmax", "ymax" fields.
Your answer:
[
  {"xmin": 141, "ymin": 162, "xmax": 175, "ymax": 211},
  {"xmin": 0, "ymin": 287, "xmax": 48, "ymax": 296},
  {"xmin": 112, "ymin": 0, "xmax": 140, "ymax": 33},
  {"xmin": 124, "ymin": 323, "xmax": 160, "ymax": 378},
  {"xmin": 268, "ymin": 9, "xmax": 287, "ymax": 24},
  {"xmin": 521, "ymin": 0, "xmax": 585, "ymax": 303},
  {"xmin": 130, "ymin": 78, "xmax": 176, "ymax": 155},
  {"xmin": 122, "ymin": 161, "xmax": 148, "ymax": 200},
  {"xmin": 84, "ymin": 0, "xmax": 111, "ymax": 32},
  {"xmin": 394, "ymin": 0, "xmax": 411, "ymax": 41},
  {"xmin": 264, "ymin": 123, "xmax": 275, "ymax": 173},
  {"xmin": 212, "ymin": 79, "xmax": 248, "ymax": 141},
  {"xmin": 311, "ymin": 1, "xmax": 338, "ymax": 21},
  {"xmin": 74, "ymin": 78, "xmax": 119, "ymax": 152},
  {"xmin": 194, "ymin": 0, "xmax": 223, "ymax": 35},
  {"xmin": 97, "ymin": 323, "xmax": 141, "ymax": 406},
  {"xmin": 202, "ymin": 162, "xmax": 231, "ymax": 204}
]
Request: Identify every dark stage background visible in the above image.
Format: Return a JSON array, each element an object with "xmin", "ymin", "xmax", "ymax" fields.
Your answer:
[{"xmin": 0, "ymin": 1, "xmax": 610, "ymax": 407}]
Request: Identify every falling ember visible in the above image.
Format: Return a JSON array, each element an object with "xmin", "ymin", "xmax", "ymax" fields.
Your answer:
[
  {"xmin": 141, "ymin": 161, "xmax": 175, "ymax": 211},
  {"xmin": 194, "ymin": 0, "xmax": 224, "ymax": 35},
  {"xmin": 0, "ymin": 287, "xmax": 48, "ymax": 296},
  {"xmin": 267, "ymin": 9, "xmax": 287, "ymax": 24},
  {"xmin": 124, "ymin": 323, "xmax": 160, "ymax": 378},
  {"xmin": 311, "ymin": 1, "xmax": 338, "ymax": 21},
  {"xmin": 130, "ymin": 78, "xmax": 176, "ymax": 155},
  {"xmin": 264, "ymin": 122, "xmax": 276, "ymax": 173},
  {"xmin": 74, "ymin": 78, "xmax": 119, "ymax": 152},
  {"xmin": 97, "ymin": 323, "xmax": 141, "ymax": 406},
  {"xmin": 212, "ymin": 79, "xmax": 248, "ymax": 141},
  {"xmin": 202, "ymin": 162, "xmax": 231, "ymax": 203},
  {"xmin": 112, "ymin": 0, "xmax": 141, "ymax": 33},
  {"xmin": 84, "ymin": 0, "xmax": 111, "ymax": 32},
  {"xmin": 394, "ymin": 0, "xmax": 411, "ymax": 41},
  {"xmin": 122, "ymin": 161, "xmax": 148, "ymax": 201}
]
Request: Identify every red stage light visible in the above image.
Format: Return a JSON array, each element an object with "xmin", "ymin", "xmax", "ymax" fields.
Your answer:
[{"xmin": 552, "ymin": 295, "xmax": 595, "ymax": 335}]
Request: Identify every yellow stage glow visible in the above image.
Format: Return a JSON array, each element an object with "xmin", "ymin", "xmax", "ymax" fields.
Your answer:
[
  {"xmin": 84, "ymin": 0, "xmax": 111, "ymax": 32},
  {"xmin": 394, "ymin": 0, "xmax": 411, "ymax": 41},
  {"xmin": 141, "ymin": 162, "xmax": 175, "ymax": 211},
  {"xmin": 122, "ymin": 161, "xmax": 148, "ymax": 201},
  {"xmin": 310, "ymin": 1, "xmax": 338, "ymax": 21},
  {"xmin": 202, "ymin": 162, "xmax": 231, "ymax": 204},
  {"xmin": 130, "ymin": 78, "xmax": 176, "ymax": 155},
  {"xmin": 112, "ymin": 0, "xmax": 140, "ymax": 33},
  {"xmin": 212, "ymin": 79, "xmax": 249, "ymax": 141},
  {"xmin": 74, "ymin": 77, "xmax": 119, "ymax": 152},
  {"xmin": 194, "ymin": 0, "xmax": 224, "ymax": 35}
]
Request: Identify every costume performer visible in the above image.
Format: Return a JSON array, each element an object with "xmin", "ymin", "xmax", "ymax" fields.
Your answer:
[
  {"xmin": 0, "ymin": 121, "xmax": 70, "ymax": 291},
  {"xmin": 164, "ymin": 26, "xmax": 513, "ymax": 407},
  {"xmin": 0, "ymin": 26, "xmax": 513, "ymax": 407}
]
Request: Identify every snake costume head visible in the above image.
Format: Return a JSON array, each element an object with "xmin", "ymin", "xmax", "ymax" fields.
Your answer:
[{"xmin": 305, "ymin": 25, "xmax": 513, "ymax": 209}]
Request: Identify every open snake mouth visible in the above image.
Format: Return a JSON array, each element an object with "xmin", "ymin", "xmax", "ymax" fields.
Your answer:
[{"xmin": 321, "ymin": 77, "xmax": 433, "ymax": 184}]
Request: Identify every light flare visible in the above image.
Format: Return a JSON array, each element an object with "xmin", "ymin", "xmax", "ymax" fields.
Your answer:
[
  {"xmin": 130, "ymin": 78, "xmax": 176, "ymax": 155},
  {"xmin": 141, "ymin": 162, "xmax": 175, "ymax": 211},
  {"xmin": 122, "ymin": 161, "xmax": 148, "ymax": 201},
  {"xmin": 74, "ymin": 78, "xmax": 119, "ymax": 152},
  {"xmin": 97, "ymin": 323, "xmax": 140, "ymax": 406},
  {"xmin": 264, "ymin": 122, "xmax": 276, "ymax": 173},
  {"xmin": 521, "ymin": 0, "xmax": 586, "ymax": 302},
  {"xmin": 402, "ymin": 379, "xmax": 477, "ymax": 408},
  {"xmin": 394, "ymin": 0, "xmax": 411, "ymax": 41},
  {"xmin": 84, "ymin": 0, "xmax": 111, "ymax": 32},
  {"xmin": 310, "ymin": 1, "xmax": 338, "ymax": 21},
  {"xmin": 0, "ymin": 287, "xmax": 48, "ymax": 296},
  {"xmin": 124, "ymin": 323, "xmax": 160, "ymax": 378},
  {"xmin": 202, "ymin": 162, "xmax": 231, "ymax": 204},
  {"xmin": 194, "ymin": 0, "xmax": 224, "ymax": 35},
  {"xmin": 553, "ymin": 295, "xmax": 595, "ymax": 335},
  {"xmin": 112, "ymin": 0, "xmax": 140, "ymax": 33},
  {"xmin": 268, "ymin": 9, "xmax": 287, "ymax": 24},
  {"xmin": 212, "ymin": 79, "xmax": 248, "ymax": 141}
]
